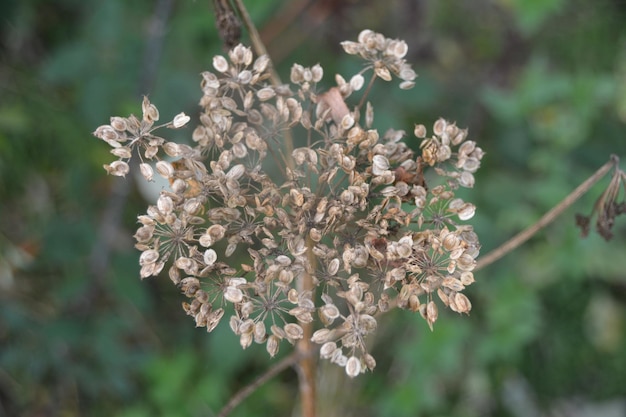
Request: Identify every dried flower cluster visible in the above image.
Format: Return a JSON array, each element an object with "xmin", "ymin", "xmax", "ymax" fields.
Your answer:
[
  {"xmin": 94, "ymin": 30, "xmax": 483, "ymax": 378},
  {"xmin": 576, "ymin": 157, "xmax": 626, "ymax": 241}
]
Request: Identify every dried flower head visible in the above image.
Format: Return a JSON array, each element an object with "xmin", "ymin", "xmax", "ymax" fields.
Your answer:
[
  {"xmin": 576, "ymin": 158, "xmax": 626, "ymax": 240},
  {"xmin": 94, "ymin": 30, "xmax": 483, "ymax": 378}
]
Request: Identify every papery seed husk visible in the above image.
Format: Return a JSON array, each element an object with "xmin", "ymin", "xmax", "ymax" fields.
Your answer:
[
  {"xmin": 184, "ymin": 199, "xmax": 203, "ymax": 215},
  {"xmin": 333, "ymin": 351, "xmax": 348, "ymax": 367},
  {"xmin": 203, "ymin": 249, "xmax": 217, "ymax": 265},
  {"xmin": 320, "ymin": 341, "xmax": 338, "ymax": 359},
  {"xmin": 358, "ymin": 314, "xmax": 377, "ymax": 332},
  {"xmin": 213, "ymin": 55, "xmax": 229, "ymax": 72},
  {"xmin": 110, "ymin": 117, "xmax": 128, "ymax": 131},
  {"xmin": 266, "ymin": 335, "xmax": 280, "ymax": 357},
  {"xmin": 139, "ymin": 249, "xmax": 159, "ymax": 265},
  {"xmin": 311, "ymin": 328, "xmax": 332, "ymax": 344},
  {"xmin": 256, "ymin": 87, "xmax": 276, "ymax": 101},
  {"xmin": 437, "ymin": 288, "xmax": 449, "ymax": 306},
  {"xmin": 169, "ymin": 266, "xmax": 181, "ymax": 285},
  {"xmin": 110, "ymin": 147, "xmax": 131, "ymax": 158},
  {"xmin": 363, "ymin": 353, "xmax": 376, "ymax": 370},
  {"xmin": 104, "ymin": 161, "xmax": 130, "ymax": 177},
  {"xmin": 309, "ymin": 228, "xmax": 322, "ymax": 242},
  {"xmin": 454, "ymin": 293, "xmax": 472, "ymax": 313},
  {"xmin": 460, "ymin": 271, "xmax": 475, "ymax": 285},
  {"xmin": 426, "ymin": 301, "xmax": 438, "ymax": 330},
  {"xmin": 311, "ymin": 64, "xmax": 323, "ymax": 82},
  {"xmin": 194, "ymin": 312, "xmax": 207, "ymax": 327},
  {"xmin": 240, "ymin": 332, "xmax": 253, "ymax": 349},
  {"xmin": 345, "ymin": 356, "xmax": 361, "ymax": 378},
  {"xmin": 155, "ymin": 160, "xmax": 174, "ymax": 178},
  {"xmin": 322, "ymin": 304, "xmax": 340, "ymax": 319},
  {"xmin": 157, "ymin": 195, "xmax": 173, "ymax": 214},
  {"xmin": 224, "ymin": 286, "xmax": 243, "ymax": 303},
  {"xmin": 271, "ymin": 324, "xmax": 286, "ymax": 339},
  {"xmin": 458, "ymin": 171, "xmax": 475, "ymax": 188},
  {"xmin": 206, "ymin": 308, "xmax": 224, "ymax": 332},
  {"xmin": 442, "ymin": 277, "xmax": 465, "ymax": 292},
  {"xmin": 408, "ymin": 294, "xmax": 420, "ymax": 312},
  {"xmin": 172, "ymin": 113, "xmax": 190, "ymax": 129},
  {"xmin": 284, "ymin": 323, "xmax": 304, "ymax": 341},
  {"xmin": 239, "ymin": 319, "xmax": 254, "ymax": 335},
  {"xmin": 198, "ymin": 234, "xmax": 213, "ymax": 247},
  {"xmin": 179, "ymin": 276, "xmax": 200, "ymax": 291},
  {"xmin": 134, "ymin": 225, "xmax": 154, "ymax": 243},
  {"xmin": 196, "ymin": 290, "xmax": 209, "ymax": 304}
]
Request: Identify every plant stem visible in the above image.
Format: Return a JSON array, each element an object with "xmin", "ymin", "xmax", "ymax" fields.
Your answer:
[
  {"xmin": 357, "ymin": 73, "xmax": 377, "ymax": 112},
  {"xmin": 475, "ymin": 155, "xmax": 619, "ymax": 270},
  {"xmin": 216, "ymin": 353, "xmax": 299, "ymax": 417},
  {"xmin": 295, "ymin": 238, "xmax": 318, "ymax": 417}
]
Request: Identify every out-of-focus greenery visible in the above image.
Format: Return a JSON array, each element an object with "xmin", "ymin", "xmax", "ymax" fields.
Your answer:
[{"xmin": 1, "ymin": 0, "xmax": 625, "ymax": 416}]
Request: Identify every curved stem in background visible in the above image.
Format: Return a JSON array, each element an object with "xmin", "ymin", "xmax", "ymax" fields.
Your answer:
[
  {"xmin": 216, "ymin": 353, "xmax": 299, "ymax": 417},
  {"xmin": 475, "ymin": 155, "xmax": 619, "ymax": 271}
]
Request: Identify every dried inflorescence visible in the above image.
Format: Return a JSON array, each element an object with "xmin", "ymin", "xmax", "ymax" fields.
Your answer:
[
  {"xmin": 94, "ymin": 30, "xmax": 484, "ymax": 378},
  {"xmin": 575, "ymin": 157, "xmax": 626, "ymax": 241}
]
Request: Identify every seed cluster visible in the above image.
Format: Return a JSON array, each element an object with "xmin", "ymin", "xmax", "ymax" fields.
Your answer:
[{"xmin": 94, "ymin": 30, "xmax": 484, "ymax": 377}]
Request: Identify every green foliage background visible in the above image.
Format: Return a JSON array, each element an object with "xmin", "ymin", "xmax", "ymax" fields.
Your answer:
[{"xmin": 1, "ymin": 0, "xmax": 625, "ymax": 416}]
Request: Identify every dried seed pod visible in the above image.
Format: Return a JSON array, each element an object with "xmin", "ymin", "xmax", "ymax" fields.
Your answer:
[
  {"xmin": 240, "ymin": 332, "xmax": 253, "ymax": 349},
  {"xmin": 345, "ymin": 356, "xmax": 362, "ymax": 378},
  {"xmin": 104, "ymin": 161, "xmax": 130, "ymax": 177},
  {"xmin": 110, "ymin": 147, "xmax": 132, "ymax": 158},
  {"xmin": 223, "ymin": 286, "xmax": 243, "ymax": 303},
  {"xmin": 311, "ymin": 329, "xmax": 333, "ymax": 344},
  {"xmin": 172, "ymin": 113, "xmax": 190, "ymax": 128},
  {"xmin": 363, "ymin": 353, "xmax": 376, "ymax": 371},
  {"xmin": 266, "ymin": 335, "xmax": 280, "ymax": 357},
  {"xmin": 155, "ymin": 161, "xmax": 175, "ymax": 178},
  {"xmin": 254, "ymin": 321, "xmax": 267, "ymax": 343},
  {"xmin": 453, "ymin": 293, "xmax": 472, "ymax": 314},
  {"xmin": 320, "ymin": 341, "xmax": 338, "ymax": 359},
  {"xmin": 284, "ymin": 323, "xmax": 304, "ymax": 342},
  {"xmin": 213, "ymin": 55, "xmax": 229, "ymax": 73},
  {"xmin": 206, "ymin": 308, "xmax": 224, "ymax": 332},
  {"xmin": 319, "ymin": 304, "xmax": 340, "ymax": 325},
  {"xmin": 426, "ymin": 301, "xmax": 438, "ymax": 330}
]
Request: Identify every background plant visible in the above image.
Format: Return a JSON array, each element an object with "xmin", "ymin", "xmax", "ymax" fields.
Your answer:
[{"xmin": 1, "ymin": 0, "xmax": 625, "ymax": 416}]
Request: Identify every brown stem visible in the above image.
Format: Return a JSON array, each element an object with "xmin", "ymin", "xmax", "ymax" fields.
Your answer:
[
  {"xmin": 475, "ymin": 155, "xmax": 619, "ymax": 271},
  {"xmin": 357, "ymin": 73, "xmax": 377, "ymax": 112},
  {"xmin": 295, "ymin": 238, "xmax": 318, "ymax": 417},
  {"xmin": 216, "ymin": 353, "xmax": 299, "ymax": 417}
]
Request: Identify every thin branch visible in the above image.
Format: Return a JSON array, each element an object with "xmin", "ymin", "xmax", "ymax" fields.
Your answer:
[
  {"xmin": 216, "ymin": 353, "xmax": 299, "ymax": 417},
  {"xmin": 357, "ymin": 73, "xmax": 377, "ymax": 112},
  {"xmin": 475, "ymin": 155, "xmax": 619, "ymax": 271}
]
